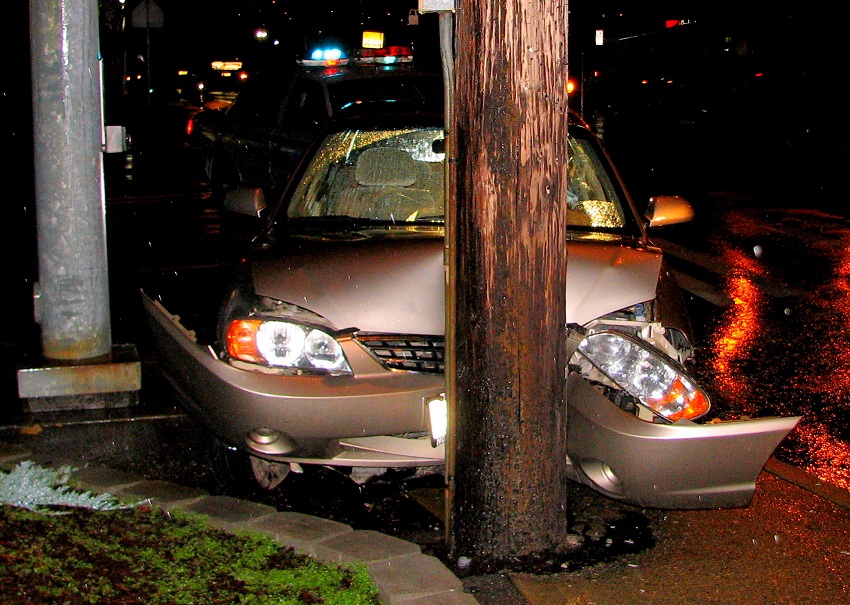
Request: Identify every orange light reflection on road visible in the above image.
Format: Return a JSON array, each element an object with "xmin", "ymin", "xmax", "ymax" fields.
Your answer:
[
  {"xmin": 795, "ymin": 233, "xmax": 850, "ymax": 488},
  {"xmin": 707, "ymin": 211, "xmax": 850, "ymax": 491},
  {"xmin": 708, "ymin": 249, "xmax": 765, "ymax": 412},
  {"xmin": 794, "ymin": 423, "xmax": 850, "ymax": 491},
  {"xmin": 807, "ymin": 235, "xmax": 850, "ymax": 395}
]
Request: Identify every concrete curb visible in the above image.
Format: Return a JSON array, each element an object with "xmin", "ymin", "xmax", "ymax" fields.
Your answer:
[
  {"xmin": 764, "ymin": 456, "xmax": 850, "ymax": 511},
  {"xmin": 0, "ymin": 442, "xmax": 479, "ymax": 605}
]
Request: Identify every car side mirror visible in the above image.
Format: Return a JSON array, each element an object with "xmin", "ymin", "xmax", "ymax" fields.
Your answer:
[
  {"xmin": 223, "ymin": 186, "xmax": 267, "ymax": 218},
  {"xmin": 644, "ymin": 195, "xmax": 694, "ymax": 228}
]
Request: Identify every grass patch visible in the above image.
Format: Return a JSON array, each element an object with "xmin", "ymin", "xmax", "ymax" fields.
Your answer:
[{"xmin": 0, "ymin": 463, "xmax": 382, "ymax": 604}]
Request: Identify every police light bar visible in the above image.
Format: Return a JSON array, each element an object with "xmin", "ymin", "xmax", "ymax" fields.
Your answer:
[
  {"xmin": 355, "ymin": 45, "xmax": 414, "ymax": 65},
  {"xmin": 299, "ymin": 48, "xmax": 349, "ymax": 67}
]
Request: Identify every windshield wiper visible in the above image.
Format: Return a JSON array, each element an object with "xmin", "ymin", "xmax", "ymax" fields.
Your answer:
[
  {"xmin": 288, "ymin": 215, "xmax": 444, "ymax": 229},
  {"xmin": 407, "ymin": 214, "xmax": 445, "ymax": 223},
  {"xmin": 286, "ymin": 215, "xmax": 369, "ymax": 229}
]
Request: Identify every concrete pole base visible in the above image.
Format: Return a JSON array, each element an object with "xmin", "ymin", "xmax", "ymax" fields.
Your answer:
[{"xmin": 16, "ymin": 344, "xmax": 142, "ymax": 412}]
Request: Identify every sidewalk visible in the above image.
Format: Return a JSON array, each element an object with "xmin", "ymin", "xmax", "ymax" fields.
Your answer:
[{"xmin": 0, "ymin": 439, "xmax": 478, "ymax": 605}]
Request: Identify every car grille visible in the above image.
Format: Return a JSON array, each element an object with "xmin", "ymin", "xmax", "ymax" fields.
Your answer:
[{"xmin": 357, "ymin": 334, "xmax": 445, "ymax": 373}]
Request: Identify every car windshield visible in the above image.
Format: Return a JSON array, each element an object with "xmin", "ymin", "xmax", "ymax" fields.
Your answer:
[
  {"xmin": 287, "ymin": 127, "xmax": 446, "ymax": 223},
  {"xmin": 286, "ymin": 125, "xmax": 631, "ymax": 230}
]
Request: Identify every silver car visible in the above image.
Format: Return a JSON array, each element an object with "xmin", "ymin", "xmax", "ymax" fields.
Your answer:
[{"xmin": 143, "ymin": 111, "xmax": 799, "ymax": 509}]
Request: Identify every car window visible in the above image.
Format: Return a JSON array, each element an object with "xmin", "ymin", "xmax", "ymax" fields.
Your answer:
[
  {"xmin": 567, "ymin": 134, "xmax": 628, "ymax": 229},
  {"xmin": 279, "ymin": 80, "xmax": 330, "ymax": 128},
  {"xmin": 285, "ymin": 125, "xmax": 631, "ymax": 230},
  {"xmin": 287, "ymin": 127, "xmax": 446, "ymax": 223}
]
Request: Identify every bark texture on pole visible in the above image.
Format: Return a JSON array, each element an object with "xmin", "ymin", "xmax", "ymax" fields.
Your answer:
[{"xmin": 449, "ymin": 1, "xmax": 571, "ymax": 570}]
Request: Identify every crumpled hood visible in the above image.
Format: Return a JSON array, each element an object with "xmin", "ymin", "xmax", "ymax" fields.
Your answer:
[{"xmin": 250, "ymin": 233, "xmax": 663, "ymax": 334}]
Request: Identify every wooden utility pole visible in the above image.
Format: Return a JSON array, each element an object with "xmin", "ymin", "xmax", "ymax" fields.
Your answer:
[{"xmin": 447, "ymin": 0, "xmax": 572, "ymax": 570}]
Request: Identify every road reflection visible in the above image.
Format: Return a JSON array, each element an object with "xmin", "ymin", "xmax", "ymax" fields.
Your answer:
[
  {"xmin": 694, "ymin": 205, "xmax": 850, "ymax": 491},
  {"xmin": 707, "ymin": 250, "xmax": 766, "ymax": 414}
]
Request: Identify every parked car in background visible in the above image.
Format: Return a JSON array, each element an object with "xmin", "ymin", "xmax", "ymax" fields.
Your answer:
[
  {"xmin": 143, "ymin": 103, "xmax": 799, "ymax": 510},
  {"xmin": 184, "ymin": 103, "xmax": 227, "ymax": 154},
  {"xmin": 192, "ymin": 60, "xmax": 444, "ymax": 204}
]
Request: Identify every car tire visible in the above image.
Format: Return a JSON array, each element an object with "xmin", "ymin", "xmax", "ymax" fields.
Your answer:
[
  {"xmin": 205, "ymin": 433, "xmax": 293, "ymax": 493},
  {"xmin": 204, "ymin": 433, "xmax": 260, "ymax": 493}
]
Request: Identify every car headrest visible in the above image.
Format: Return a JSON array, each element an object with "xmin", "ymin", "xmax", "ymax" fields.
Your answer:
[{"xmin": 355, "ymin": 147, "xmax": 417, "ymax": 187}]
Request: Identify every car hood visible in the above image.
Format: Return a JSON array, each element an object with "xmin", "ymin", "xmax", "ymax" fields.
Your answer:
[{"xmin": 250, "ymin": 232, "xmax": 662, "ymax": 333}]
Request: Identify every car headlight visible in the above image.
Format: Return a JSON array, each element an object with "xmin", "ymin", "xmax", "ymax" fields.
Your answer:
[
  {"xmin": 225, "ymin": 318, "xmax": 352, "ymax": 374},
  {"xmin": 575, "ymin": 330, "xmax": 710, "ymax": 422}
]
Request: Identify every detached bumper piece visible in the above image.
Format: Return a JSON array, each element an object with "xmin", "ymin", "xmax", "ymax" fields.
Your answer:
[{"xmin": 565, "ymin": 373, "xmax": 801, "ymax": 509}]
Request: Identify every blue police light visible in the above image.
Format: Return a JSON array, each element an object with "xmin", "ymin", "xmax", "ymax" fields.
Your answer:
[{"xmin": 302, "ymin": 48, "xmax": 348, "ymax": 67}]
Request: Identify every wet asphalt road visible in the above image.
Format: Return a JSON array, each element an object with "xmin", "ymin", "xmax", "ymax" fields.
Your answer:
[{"xmin": 658, "ymin": 197, "xmax": 850, "ymax": 492}]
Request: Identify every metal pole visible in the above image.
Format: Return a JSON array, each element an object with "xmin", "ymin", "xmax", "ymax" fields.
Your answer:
[
  {"xmin": 145, "ymin": 2, "xmax": 152, "ymax": 109},
  {"xmin": 580, "ymin": 50, "xmax": 586, "ymax": 119},
  {"xmin": 437, "ymin": 7, "xmax": 456, "ymax": 550},
  {"xmin": 29, "ymin": 0, "xmax": 111, "ymax": 361}
]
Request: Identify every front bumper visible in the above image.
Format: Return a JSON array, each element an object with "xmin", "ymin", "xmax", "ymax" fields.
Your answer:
[
  {"xmin": 144, "ymin": 291, "xmax": 800, "ymax": 508},
  {"xmin": 143, "ymin": 292, "xmax": 445, "ymax": 466},
  {"xmin": 565, "ymin": 373, "xmax": 801, "ymax": 509}
]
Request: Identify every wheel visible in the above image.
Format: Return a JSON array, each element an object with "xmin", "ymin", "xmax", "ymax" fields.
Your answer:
[
  {"xmin": 204, "ymin": 433, "xmax": 255, "ymax": 494},
  {"xmin": 204, "ymin": 432, "xmax": 294, "ymax": 493}
]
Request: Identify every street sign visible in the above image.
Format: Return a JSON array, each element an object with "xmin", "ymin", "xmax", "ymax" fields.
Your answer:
[{"xmin": 131, "ymin": 0, "xmax": 164, "ymax": 29}]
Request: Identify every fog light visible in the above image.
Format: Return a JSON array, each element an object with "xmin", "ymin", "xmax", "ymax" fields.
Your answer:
[
  {"xmin": 580, "ymin": 459, "xmax": 623, "ymax": 494},
  {"xmin": 245, "ymin": 428, "xmax": 297, "ymax": 455},
  {"xmin": 427, "ymin": 393, "xmax": 447, "ymax": 447}
]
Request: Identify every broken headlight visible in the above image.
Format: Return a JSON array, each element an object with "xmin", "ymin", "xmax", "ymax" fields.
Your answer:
[{"xmin": 575, "ymin": 330, "xmax": 710, "ymax": 422}]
